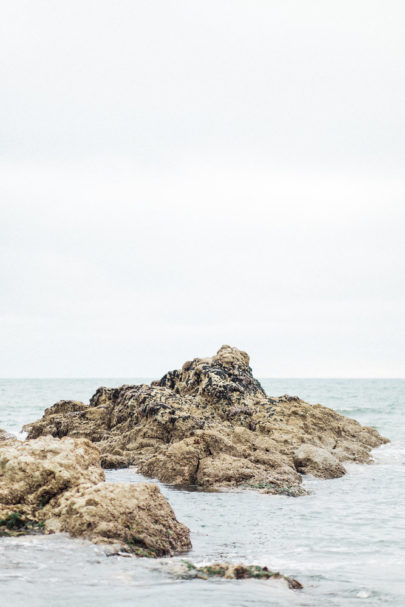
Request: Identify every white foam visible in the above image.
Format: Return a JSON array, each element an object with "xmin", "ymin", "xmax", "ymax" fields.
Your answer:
[
  {"xmin": 14, "ymin": 431, "xmax": 28, "ymax": 441},
  {"xmin": 372, "ymin": 442, "xmax": 405, "ymax": 465}
]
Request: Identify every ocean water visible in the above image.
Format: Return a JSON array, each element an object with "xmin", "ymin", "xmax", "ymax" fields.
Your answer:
[{"xmin": 0, "ymin": 378, "xmax": 404, "ymax": 607}]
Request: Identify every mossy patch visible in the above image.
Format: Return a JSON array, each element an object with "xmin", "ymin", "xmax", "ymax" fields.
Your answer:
[
  {"xmin": 181, "ymin": 559, "xmax": 197, "ymax": 571},
  {"xmin": 125, "ymin": 534, "xmax": 159, "ymax": 558},
  {"xmin": 243, "ymin": 480, "xmax": 307, "ymax": 497},
  {"xmin": 130, "ymin": 545, "xmax": 158, "ymax": 558},
  {"xmin": 0, "ymin": 512, "xmax": 45, "ymax": 537}
]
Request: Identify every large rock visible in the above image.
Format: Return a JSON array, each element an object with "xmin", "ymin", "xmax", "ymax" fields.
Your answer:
[
  {"xmin": 0, "ymin": 434, "xmax": 191, "ymax": 555},
  {"xmin": 43, "ymin": 482, "xmax": 191, "ymax": 556},
  {"xmin": 24, "ymin": 346, "xmax": 389, "ymax": 495}
]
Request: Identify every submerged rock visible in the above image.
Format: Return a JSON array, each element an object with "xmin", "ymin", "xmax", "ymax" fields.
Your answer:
[
  {"xmin": 24, "ymin": 346, "xmax": 389, "ymax": 494},
  {"xmin": 166, "ymin": 560, "xmax": 303, "ymax": 589},
  {"xmin": 0, "ymin": 434, "xmax": 190, "ymax": 555}
]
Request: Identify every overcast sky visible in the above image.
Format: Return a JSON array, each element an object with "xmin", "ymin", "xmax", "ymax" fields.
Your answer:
[{"xmin": 1, "ymin": 1, "xmax": 404, "ymax": 377}]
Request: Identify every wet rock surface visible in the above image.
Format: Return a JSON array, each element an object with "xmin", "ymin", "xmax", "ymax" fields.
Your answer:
[
  {"xmin": 293, "ymin": 444, "xmax": 346, "ymax": 479},
  {"xmin": 166, "ymin": 560, "xmax": 303, "ymax": 589},
  {"xmin": 0, "ymin": 434, "xmax": 191, "ymax": 555},
  {"xmin": 24, "ymin": 346, "xmax": 389, "ymax": 494}
]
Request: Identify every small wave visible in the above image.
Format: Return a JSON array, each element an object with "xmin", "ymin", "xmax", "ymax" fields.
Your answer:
[{"xmin": 372, "ymin": 442, "xmax": 405, "ymax": 465}]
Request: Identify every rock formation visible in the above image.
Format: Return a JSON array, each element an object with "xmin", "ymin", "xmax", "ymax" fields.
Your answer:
[
  {"xmin": 0, "ymin": 434, "xmax": 191, "ymax": 555},
  {"xmin": 24, "ymin": 345, "xmax": 388, "ymax": 495}
]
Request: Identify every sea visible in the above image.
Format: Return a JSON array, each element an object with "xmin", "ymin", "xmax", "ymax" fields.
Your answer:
[{"xmin": 0, "ymin": 378, "xmax": 404, "ymax": 607}]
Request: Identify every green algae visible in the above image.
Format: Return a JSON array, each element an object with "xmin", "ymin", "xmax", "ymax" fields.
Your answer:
[{"xmin": 0, "ymin": 512, "xmax": 45, "ymax": 537}]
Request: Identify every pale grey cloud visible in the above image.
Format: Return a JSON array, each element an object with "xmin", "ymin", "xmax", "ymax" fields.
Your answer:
[{"xmin": 1, "ymin": 1, "xmax": 404, "ymax": 376}]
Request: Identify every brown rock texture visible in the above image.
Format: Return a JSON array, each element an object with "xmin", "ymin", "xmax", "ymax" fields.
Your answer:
[
  {"xmin": 293, "ymin": 444, "xmax": 346, "ymax": 479},
  {"xmin": 0, "ymin": 436, "xmax": 104, "ymax": 518},
  {"xmin": 24, "ymin": 345, "xmax": 389, "ymax": 494},
  {"xmin": 167, "ymin": 561, "xmax": 303, "ymax": 589},
  {"xmin": 0, "ymin": 434, "xmax": 190, "ymax": 555},
  {"xmin": 43, "ymin": 482, "xmax": 191, "ymax": 556}
]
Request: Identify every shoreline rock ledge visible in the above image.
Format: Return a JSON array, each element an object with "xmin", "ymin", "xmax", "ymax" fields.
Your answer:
[{"xmin": 25, "ymin": 345, "xmax": 389, "ymax": 495}]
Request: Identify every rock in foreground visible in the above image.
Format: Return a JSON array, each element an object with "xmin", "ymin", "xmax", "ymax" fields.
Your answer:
[
  {"xmin": 0, "ymin": 435, "xmax": 104, "ymax": 517},
  {"xmin": 0, "ymin": 434, "xmax": 191, "ymax": 555},
  {"xmin": 25, "ymin": 346, "xmax": 389, "ymax": 494},
  {"xmin": 44, "ymin": 481, "xmax": 191, "ymax": 556}
]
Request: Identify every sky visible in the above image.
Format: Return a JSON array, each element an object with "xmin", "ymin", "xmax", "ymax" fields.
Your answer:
[{"xmin": 1, "ymin": 0, "xmax": 404, "ymax": 378}]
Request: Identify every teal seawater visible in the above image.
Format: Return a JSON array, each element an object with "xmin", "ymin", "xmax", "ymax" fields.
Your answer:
[{"xmin": 0, "ymin": 378, "xmax": 404, "ymax": 607}]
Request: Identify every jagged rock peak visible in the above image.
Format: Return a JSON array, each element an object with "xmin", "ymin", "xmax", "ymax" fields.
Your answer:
[
  {"xmin": 196, "ymin": 345, "xmax": 251, "ymax": 369},
  {"xmin": 154, "ymin": 345, "xmax": 265, "ymax": 405}
]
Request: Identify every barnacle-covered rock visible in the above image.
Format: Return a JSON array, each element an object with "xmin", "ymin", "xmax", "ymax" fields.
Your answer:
[{"xmin": 24, "ymin": 346, "xmax": 389, "ymax": 494}]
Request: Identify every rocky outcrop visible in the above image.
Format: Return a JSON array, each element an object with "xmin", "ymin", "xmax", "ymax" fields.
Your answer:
[
  {"xmin": 24, "ymin": 346, "xmax": 389, "ymax": 494},
  {"xmin": 0, "ymin": 435, "xmax": 190, "ymax": 555}
]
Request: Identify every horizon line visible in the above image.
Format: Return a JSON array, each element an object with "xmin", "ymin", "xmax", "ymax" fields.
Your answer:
[{"xmin": 0, "ymin": 376, "xmax": 404, "ymax": 381}]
